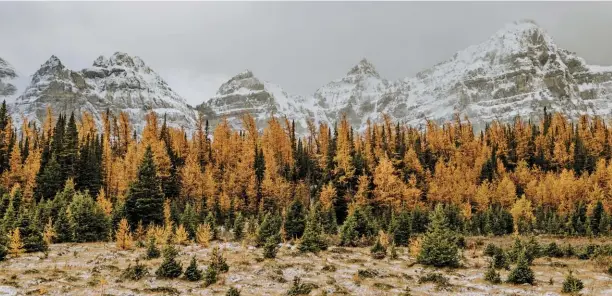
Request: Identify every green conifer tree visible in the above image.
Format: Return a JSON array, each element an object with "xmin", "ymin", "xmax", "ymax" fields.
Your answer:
[
  {"xmin": 16, "ymin": 210, "xmax": 47, "ymax": 252},
  {"xmin": 68, "ymin": 192, "xmax": 110, "ymax": 242},
  {"xmin": 284, "ymin": 199, "xmax": 306, "ymax": 241},
  {"xmin": 125, "ymin": 146, "xmax": 165, "ymax": 227},
  {"xmin": 233, "ymin": 212, "xmax": 245, "ymax": 241},
  {"xmin": 54, "ymin": 206, "xmax": 73, "ymax": 243},
  {"xmin": 184, "ymin": 256, "xmax": 203, "ymax": 281},
  {"xmin": 146, "ymin": 237, "xmax": 161, "ymax": 259},
  {"xmin": 155, "ymin": 244, "xmax": 183, "ymax": 278},
  {"xmin": 298, "ymin": 207, "xmax": 327, "ymax": 253},
  {"xmin": 507, "ymin": 250, "xmax": 535, "ymax": 285},
  {"xmin": 257, "ymin": 212, "xmax": 282, "ymax": 247},
  {"xmin": 417, "ymin": 204, "xmax": 460, "ymax": 268},
  {"xmin": 339, "ymin": 206, "xmax": 377, "ymax": 247},
  {"xmin": 561, "ymin": 270, "xmax": 583, "ymax": 294}
]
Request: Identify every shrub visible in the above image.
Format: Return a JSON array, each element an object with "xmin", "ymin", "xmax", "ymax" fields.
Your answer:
[
  {"xmin": 145, "ymin": 237, "xmax": 160, "ymax": 259},
  {"xmin": 577, "ymin": 244, "xmax": 597, "ymax": 260},
  {"xmin": 263, "ymin": 235, "xmax": 279, "ymax": 259},
  {"xmin": 370, "ymin": 239, "xmax": 386, "ymax": 259},
  {"xmin": 226, "ymin": 287, "xmax": 241, "ymax": 296},
  {"xmin": 184, "ymin": 256, "xmax": 202, "ymax": 281},
  {"xmin": 121, "ymin": 260, "xmax": 149, "ymax": 281},
  {"xmin": 561, "ymin": 270, "xmax": 584, "ymax": 294},
  {"xmin": 357, "ymin": 269, "xmax": 378, "ymax": 278},
  {"xmin": 484, "ymin": 243, "xmax": 499, "ymax": 257},
  {"xmin": 389, "ymin": 243, "xmax": 398, "ymax": 260},
  {"xmin": 562, "ymin": 243, "xmax": 575, "ymax": 258},
  {"xmin": 484, "ymin": 262, "xmax": 501, "ymax": 284},
  {"xmin": 155, "ymin": 244, "xmax": 183, "ymax": 279},
  {"xmin": 506, "ymin": 250, "xmax": 534, "ymax": 285},
  {"xmin": 418, "ymin": 273, "xmax": 449, "ymax": 286},
  {"xmin": 203, "ymin": 265, "xmax": 217, "ymax": 287},
  {"xmin": 286, "ymin": 276, "xmax": 314, "ymax": 296},
  {"xmin": 210, "ymin": 246, "xmax": 229, "ymax": 273},
  {"xmin": 607, "ymin": 265, "xmax": 612, "ymax": 275},
  {"xmin": 545, "ymin": 242, "xmax": 563, "ymax": 258}
]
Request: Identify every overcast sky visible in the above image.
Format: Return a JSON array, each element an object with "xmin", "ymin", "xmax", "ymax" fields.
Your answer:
[{"xmin": 2, "ymin": 2, "xmax": 612, "ymax": 106}]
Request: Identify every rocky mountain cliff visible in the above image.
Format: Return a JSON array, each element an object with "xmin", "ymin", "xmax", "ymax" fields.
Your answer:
[
  {"xmin": 197, "ymin": 20, "xmax": 612, "ymax": 133},
  {"xmin": 382, "ymin": 20, "xmax": 612, "ymax": 130},
  {"xmin": 0, "ymin": 57, "xmax": 18, "ymax": 99},
  {"xmin": 11, "ymin": 52, "xmax": 197, "ymax": 133},
  {"xmin": 196, "ymin": 70, "xmax": 326, "ymax": 134}
]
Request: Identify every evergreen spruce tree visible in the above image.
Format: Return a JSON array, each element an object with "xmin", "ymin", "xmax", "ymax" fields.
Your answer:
[
  {"xmin": 0, "ymin": 194, "xmax": 10, "ymax": 218},
  {"xmin": 507, "ymin": 250, "xmax": 535, "ymax": 285},
  {"xmin": 146, "ymin": 237, "xmax": 161, "ymax": 259},
  {"xmin": 233, "ymin": 212, "xmax": 245, "ymax": 241},
  {"xmin": 339, "ymin": 206, "xmax": 377, "ymax": 247},
  {"xmin": 60, "ymin": 112, "xmax": 78, "ymax": 180},
  {"xmin": 125, "ymin": 146, "xmax": 165, "ymax": 227},
  {"xmin": 389, "ymin": 210, "xmax": 411, "ymax": 246},
  {"xmin": 54, "ymin": 206, "xmax": 73, "ymax": 243},
  {"xmin": 561, "ymin": 270, "xmax": 583, "ymax": 294},
  {"xmin": 256, "ymin": 212, "xmax": 282, "ymax": 247},
  {"xmin": 484, "ymin": 261, "xmax": 501, "ymax": 284},
  {"xmin": 284, "ymin": 199, "xmax": 306, "ymax": 241},
  {"xmin": 389, "ymin": 243, "xmax": 398, "ymax": 260},
  {"xmin": 204, "ymin": 212, "xmax": 217, "ymax": 240},
  {"xmin": 184, "ymin": 256, "xmax": 203, "ymax": 281},
  {"xmin": 36, "ymin": 156, "xmax": 63, "ymax": 201},
  {"xmin": 155, "ymin": 244, "xmax": 183, "ymax": 279},
  {"xmin": 370, "ymin": 238, "xmax": 387, "ymax": 259},
  {"xmin": 203, "ymin": 264, "xmax": 218, "ymax": 287},
  {"xmin": 263, "ymin": 235, "xmax": 279, "ymax": 259},
  {"xmin": 417, "ymin": 204, "xmax": 460, "ymax": 268},
  {"xmin": 1, "ymin": 191, "xmax": 20, "ymax": 233},
  {"xmin": 68, "ymin": 192, "xmax": 110, "ymax": 242},
  {"xmin": 16, "ymin": 210, "xmax": 47, "ymax": 252},
  {"xmin": 180, "ymin": 203, "xmax": 198, "ymax": 239},
  {"xmin": 210, "ymin": 246, "xmax": 229, "ymax": 273},
  {"xmin": 298, "ymin": 207, "xmax": 327, "ymax": 253},
  {"xmin": 590, "ymin": 200, "xmax": 605, "ymax": 236}
]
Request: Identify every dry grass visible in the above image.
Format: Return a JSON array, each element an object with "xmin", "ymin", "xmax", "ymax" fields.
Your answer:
[{"xmin": 0, "ymin": 236, "xmax": 609, "ymax": 295}]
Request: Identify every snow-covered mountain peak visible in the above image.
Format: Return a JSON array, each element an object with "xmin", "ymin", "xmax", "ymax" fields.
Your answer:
[
  {"xmin": 347, "ymin": 58, "xmax": 380, "ymax": 78},
  {"xmin": 92, "ymin": 52, "xmax": 150, "ymax": 73},
  {"xmin": 33, "ymin": 55, "xmax": 68, "ymax": 79},
  {"xmin": 12, "ymin": 52, "xmax": 197, "ymax": 134},
  {"xmin": 216, "ymin": 69, "xmax": 264, "ymax": 96}
]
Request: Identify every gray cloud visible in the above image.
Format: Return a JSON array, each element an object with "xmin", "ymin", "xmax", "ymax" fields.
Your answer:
[{"xmin": 2, "ymin": 2, "xmax": 612, "ymax": 105}]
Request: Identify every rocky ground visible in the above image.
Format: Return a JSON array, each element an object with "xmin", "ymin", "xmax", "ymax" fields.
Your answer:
[{"xmin": 0, "ymin": 236, "xmax": 610, "ymax": 296}]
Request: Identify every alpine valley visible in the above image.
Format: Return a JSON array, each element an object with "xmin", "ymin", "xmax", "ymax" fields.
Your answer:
[{"xmin": 4, "ymin": 20, "xmax": 612, "ymax": 134}]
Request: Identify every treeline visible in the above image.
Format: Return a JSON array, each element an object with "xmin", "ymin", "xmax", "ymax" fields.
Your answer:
[{"xmin": 0, "ymin": 103, "xmax": 612, "ymax": 257}]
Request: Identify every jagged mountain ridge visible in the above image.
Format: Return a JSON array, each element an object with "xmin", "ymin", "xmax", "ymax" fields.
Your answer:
[
  {"xmin": 196, "ymin": 70, "xmax": 326, "ymax": 134},
  {"xmin": 11, "ymin": 52, "xmax": 197, "ymax": 133},
  {"xmin": 199, "ymin": 20, "xmax": 612, "ymax": 133},
  {"xmin": 8, "ymin": 20, "xmax": 612, "ymax": 135}
]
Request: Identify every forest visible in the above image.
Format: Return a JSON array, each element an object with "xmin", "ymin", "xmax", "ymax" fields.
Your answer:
[{"xmin": 0, "ymin": 102, "xmax": 611, "ymax": 255}]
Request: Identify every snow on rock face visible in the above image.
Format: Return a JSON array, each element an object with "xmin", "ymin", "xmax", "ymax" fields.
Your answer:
[
  {"xmin": 11, "ymin": 20, "xmax": 612, "ymax": 136},
  {"xmin": 197, "ymin": 70, "xmax": 327, "ymax": 134},
  {"xmin": 314, "ymin": 58, "xmax": 399, "ymax": 129},
  {"xmin": 0, "ymin": 57, "xmax": 18, "ymax": 98},
  {"xmin": 314, "ymin": 20, "xmax": 612, "ymax": 131},
  {"xmin": 12, "ymin": 52, "xmax": 197, "ymax": 134}
]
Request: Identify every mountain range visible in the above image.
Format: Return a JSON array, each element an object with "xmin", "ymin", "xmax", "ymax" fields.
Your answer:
[{"xmin": 3, "ymin": 20, "xmax": 612, "ymax": 134}]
